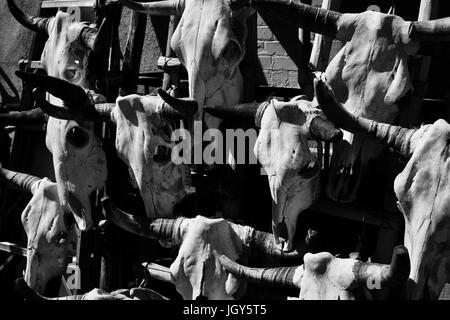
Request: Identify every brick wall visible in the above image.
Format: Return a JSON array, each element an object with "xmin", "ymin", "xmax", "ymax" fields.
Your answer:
[{"xmin": 256, "ymin": 0, "xmax": 325, "ymax": 88}]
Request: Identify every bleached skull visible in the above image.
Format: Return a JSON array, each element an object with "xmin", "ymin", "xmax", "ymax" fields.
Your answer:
[
  {"xmin": 103, "ymin": 199, "xmax": 300, "ymax": 300},
  {"xmin": 112, "ymin": 94, "xmax": 188, "ymax": 218},
  {"xmin": 316, "ymin": 77, "xmax": 450, "ymax": 299},
  {"xmin": 8, "ymin": 1, "xmax": 110, "ymax": 230},
  {"xmin": 254, "ymin": 98, "xmax": 342, "ymax": 252},
  {"xmin": 220, "ymin": 245, "xmax": 410, "ymax": 300},
  {"xmin": 120, "ymin": 0, "xmax": 255, "ymax": 128}
]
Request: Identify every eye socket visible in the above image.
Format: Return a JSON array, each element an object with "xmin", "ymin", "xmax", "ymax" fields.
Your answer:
[
  {"xmin": 153, "ymin": 145, "xmax": 172, "ymax": 164},
  {"xmin": 64, "ymin": 211, "xmax": 75, "ymax": 231},
  {"xmin": 66, "ymin": 127, "xmax": 89, "ymax": 148},
  {"xmin": 221, "ymin": 40, "xmax": 241, "ymax": 69}
]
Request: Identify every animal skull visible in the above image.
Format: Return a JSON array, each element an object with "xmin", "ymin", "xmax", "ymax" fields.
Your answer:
[
  {"xmin": 220, "ymin": 245, "xmax": 410, "ymax": 300},
  {"xmin": 120, "ymin": 0, "xmax": 254, "ymax": 128},
  {"xmin": 8, "ymin": 1, "xmax": 112, "ymax": 230},
  {"xmin": 103, "ymin": 197, "xmax": 300, "ymax": 300},
  {"xmin": 0, "ymin": 167, "xmax": 77, "ymax": 295},
  {"xmin": 112, "ymin": 93, "xmax": 189, "ymax": 218},
  {"xmin": 204, "ymin": 97, "xmax": 342, "ymax": 252},
  {"xmin": 315, "ymin": 77, "xmax": 450, "ymax": 299}
]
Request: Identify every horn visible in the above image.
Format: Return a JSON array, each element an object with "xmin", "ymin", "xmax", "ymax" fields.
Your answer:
[
  {"xmin": 0, "ymin": 108, "xmax": 47, "ymax": 127},
  {"xmin": 353, "ymin": 245, "xmax": 410, "ymax": 288},
  {"xmin": 15, "ymin": 278, "xmax": 86, "ymax": 300},
  {"xmin": 252, "ymin": 0, "xmax": 347, "ymax": 39},
  {"xmin": 119, "ymin": 0, "xmax": 185, "ymax": 16},
  {"xmin": 157, "ymin": 89, "xmax": 198, "ymax": 121},
  {"xmin": 7, "ymin": 0, "xmax": 51, "ymax": 35},
  {"xmin": 0, "ymin": 167, "xmax": 41, "ymax": 194},
  {"xmin": 101, "ymin": 197, "xmax": 187, "ymax": 243},
  {"xmin": 314, "ymin": 78, "xmax": 416, "ymax": 157},
  {"xmin": 203, "ymin": 103, "xmax": 260, "ymax": 125},
  {"xmin": 15, "ymin": 71, "xmax": 115, "ymax": 122},
  {"xmin": 310, "ymin": 117, "xmax": 343, "ymax": 142},
  {"xmin": 409, "ymin": 17, "xmax": 450, "ymax": 42},
  {"xmin": 219, "ymin": 255, "xmax": 300, "ymax": 289},
  {"xmin": 232, "ymin": 223, "xmax": 301, "ymax": 259}
]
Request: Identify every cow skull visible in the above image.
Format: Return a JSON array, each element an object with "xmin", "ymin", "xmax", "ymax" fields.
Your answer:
[
  {"xmin": 249, "ymin": 1, "xmax": 450, "ymax": 203},
  {"xmin": 220, "ymin": 245, "xmax": 410, "ymax": 300},
  {"xmin": 0, "ymin": 167, "xmax": 77, "ymax": 295},
  {"xmin": 205, "ymin": 97, "xmax": 342, "ymax": 252},
  {"xmin": 9, "ymin": 1, "xmax": 114, "ymax": 230},
  {"xmin": 315, "ymin": 77, "xmax": 450, "ymax": 299},
  {"xmin": 120, "ymin": 0, "xmax": 255, "ymax": 128},
  {"xmin": 19, "ymin": 72, "xmax": 197, "ymax": 219},
  {"xmin": 102, "ymin": 197, "xmax": 300, "ymax": 300}
]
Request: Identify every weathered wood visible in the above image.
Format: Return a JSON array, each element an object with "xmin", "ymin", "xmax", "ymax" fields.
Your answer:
[
  {"xmin": 309, "ymin": 0, "xmax": 342, "ymax": 72},
  {"xmin": 121, "ymin": 11, "xmax": 148, "ymax": 95},
  {"xmin": 400, "ymin": 0, "xmax": 439, "ymax": 127},
  {"xmin": 162, "ymin": 15, "xmax": 180, "ymax": 92}
]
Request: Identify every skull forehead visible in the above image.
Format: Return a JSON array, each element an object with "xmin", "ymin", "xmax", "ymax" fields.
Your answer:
[
  {"xmin": 171, "ymin": 216, "xmax": 243, "ymax": 299},
  {"xmin": 256, "ymin": 100, "xmax": 318, "ymax": 173}
]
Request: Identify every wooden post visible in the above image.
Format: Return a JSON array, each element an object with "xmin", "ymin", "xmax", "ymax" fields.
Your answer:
[
  {"xmin": 399, "ymin": 0, "xmax": 439, "ymax": 127},
  {"xmin": 121, "ymin": 12, "xmax": 148, "ymax": 95},
  {"xmin": 309, "ymin": 0, "xmax": 342, "ymax": 72},
  {"xmin": 162, "ymin": 15, "xmax": 180, "ymax": 93}
]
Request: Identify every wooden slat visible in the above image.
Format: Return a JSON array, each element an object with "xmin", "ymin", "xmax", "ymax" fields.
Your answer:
[
  {"xmin": 0, "ymin": 242, "xmax": 27, "ymax": 256},
  {"xmin": 41, "ymin": 0, "xmax": 95, "ymax": 8},
  {"xmin": 400, "ymin": 0, "xmax": 439, "ymax": 127},
  {"xmin": 142, "ymin": 262, "xmax": 174, "ymax": 284},
  {"xmin": 309, "ymin": 0, "xmax": 342, "ymax": 72},
  {"xmin": 310, "ymin": 197, "xmax": 402, "ymax": 227}
]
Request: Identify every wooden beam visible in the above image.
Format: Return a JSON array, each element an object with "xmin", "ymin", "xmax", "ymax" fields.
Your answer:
[
  {"xmin": 309, "ymin": 0, "xmax": 342, "ymax": 72},
  {"xmin": 121, "ymin": 12, "xmax": 148, "ymax": 95},
  {"xmin": 400, "ymin": 0, "xmax": 439, "ymax": 127}
]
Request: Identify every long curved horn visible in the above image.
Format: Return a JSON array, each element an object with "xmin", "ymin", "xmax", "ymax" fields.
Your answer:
[
  {"xmin": 0, "ymin": 167, "xmax": 41, "ymax": 194},
  {"xmin": 7, "ymin": 0, "xmax": 51, "ymax": 35},
  {"xmin": 157, "ymin": 89, "xmax": 198, "ymax": 121},
  {"xmin": 0, "ymin": 108, "xmax": 46, "ymax": 127},
  {"xmin": 203, "ymin": 103, "xmax": 261, "ymax": 125},
  {"xmin": 101, "ymin": 197, "xmax": 187, "ymax": 243},
  {"xmin": 353, "ymin": 245, "xmax": 410, "ymax": 288},
  {"xmin": 314, "ymin": 78, "xmax": 416, "ymax": 157},
  {"xmin": 252, "ymin": 0, "xmax": 351, "ymax": 39},
  {"xmin": 409, "ymin": 17, "xmax": 450, "ymax": 42},
  {"xmin": 15, "ymin": 71, "xmax": 115, "ymax": 122},
  {"xmin": 232, "ymin": 223, "xmax": 301, "ymax": 259},
  {"xmin": 119, "ymin": 0, "xmax": 185, "ymax": 16},
  {"xmin": 219, "ymin": 255, "xmax": 300, "ymax": 289}
]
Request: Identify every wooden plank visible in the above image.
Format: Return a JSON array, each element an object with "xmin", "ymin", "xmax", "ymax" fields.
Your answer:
[
  {"xmin": 400, "ymin": 0, "xmax": 439, "ymax": 127},
  {"xmin": 121, "ymin": 12, "xmax": 148, "ymax": 95},
  {"xmin": 162, "ymin": 15, "xmax": 180, "ymax": 92},
  {"xmin": 41, "ymin": 0, "xmax": 95, "ymax": 8},
  {"xmin": 142, "ymin": 262, "xmax": 174, "ymax": 284},
  {"xmin": 310, "ymin": 197, "xmax": 401, "ymax": 227},
  {"xmin": 309, "ymin": 0, "xmax": 342, "ymax": 72}
]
